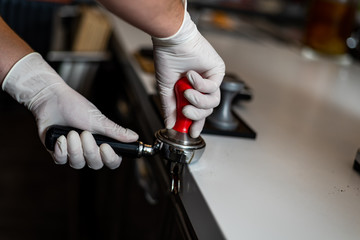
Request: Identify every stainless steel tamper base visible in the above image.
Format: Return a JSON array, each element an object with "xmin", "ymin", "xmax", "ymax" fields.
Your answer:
[
  {"xmin": 207, "ymin": 74, "xmax": 245, "ymax": 131},
  {"xmin": 154, "ymin": 129, "xmax": 206, "ymax": 164}
]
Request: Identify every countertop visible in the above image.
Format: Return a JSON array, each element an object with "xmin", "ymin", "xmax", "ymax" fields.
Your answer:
[{"xmin": 107, "ymin": 11, "xmax": 360, "ymax": 240}]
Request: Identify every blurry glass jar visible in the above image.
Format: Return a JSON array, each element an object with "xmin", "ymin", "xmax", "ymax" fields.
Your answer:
[{"xmin": 303, "ymin": 0, "xmax": 357, "ymax": 56}]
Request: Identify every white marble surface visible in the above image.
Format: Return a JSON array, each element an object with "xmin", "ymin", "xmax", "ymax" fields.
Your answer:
[
  {"xmin": 192, "ymin": 32, "xmax": 360, "ymax": 240},
  {"xmin": 109, "ymin": 13, "xmax": 360, "ymax": 240}
]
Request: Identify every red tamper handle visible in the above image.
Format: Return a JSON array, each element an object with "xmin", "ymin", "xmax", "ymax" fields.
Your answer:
[{"xmin": 172, "ymin": 77, "xmax": 193, "ymax": 133}]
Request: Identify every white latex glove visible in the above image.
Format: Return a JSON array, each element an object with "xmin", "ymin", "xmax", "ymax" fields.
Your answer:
[
  {"xmin": 2, "ymin": 52, "xmax": 138, "ymax": 169},
  {"xmin": 152, "ymin": 8, "xmax": 225, "ymax": 138}
]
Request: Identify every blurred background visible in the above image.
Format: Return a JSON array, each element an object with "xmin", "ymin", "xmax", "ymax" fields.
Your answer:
[{"xmin": 2, "ymin": 0, "xmax": 360, "ymax": 61}]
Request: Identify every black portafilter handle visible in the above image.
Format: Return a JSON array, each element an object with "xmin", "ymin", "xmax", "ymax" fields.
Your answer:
[{"xmin": 45, "ymin": 125, "xmax": 151, "ymax": 158}]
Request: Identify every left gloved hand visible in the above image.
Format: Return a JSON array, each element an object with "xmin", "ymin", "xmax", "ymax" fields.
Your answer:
[
  {"xmin": 152, "ymin": 9, "xmax": 225, "ymax": 138},
  {"xmin": 2, "ymin": 52, "xmax": 138, "ymax": 170}
]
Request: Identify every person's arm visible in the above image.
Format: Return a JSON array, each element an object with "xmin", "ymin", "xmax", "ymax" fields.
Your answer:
[
  {"xmin": 0, "ymin": 16, "xmax": 138, "ymax": 170},
  {"xmin": 0, "ymin": 16, "xmax": 33, "ymax": 82},
  {"xmin": 98, "ymin": 0, "xmax": 184, "ymax": 38},
  {"xmin": 98, "ymin": 0, "xmax": 226, "ymax": 138}
]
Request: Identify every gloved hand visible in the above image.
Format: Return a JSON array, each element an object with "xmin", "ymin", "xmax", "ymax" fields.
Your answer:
[
  {"xmin": 2, "ymin": 52, "xmax": 138, "ymax": 169},
  {"xmin": 152, "ymin": 7, "xmax": 225, "ymax": 138}
]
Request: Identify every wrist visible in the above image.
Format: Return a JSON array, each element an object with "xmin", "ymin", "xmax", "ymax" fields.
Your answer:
[
  {"xmin": 2, "ymin": 52, "xmax": 64, "ymax": 109},
  {"xmin": 152, "ymin": 10, "xmax": 198, "ymax": 45}
]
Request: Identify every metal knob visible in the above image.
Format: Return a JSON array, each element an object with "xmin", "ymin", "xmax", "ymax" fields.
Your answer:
[{"xmin": 207, "ymin": 74, "xmax": 244, "ymax": 131}]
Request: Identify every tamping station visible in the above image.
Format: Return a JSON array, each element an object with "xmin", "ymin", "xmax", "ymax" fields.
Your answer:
[{"xmin": 45, "ymin": 77, "xmax": 206, "ymax": 193}]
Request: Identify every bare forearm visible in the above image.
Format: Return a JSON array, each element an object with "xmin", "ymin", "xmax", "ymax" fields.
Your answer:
[
  {"xmin": 97, "ymin": 0, "xmax": 184, "ymax": 38},
  {"xmin": 0, "ymin": 17, "xmax": 33, "ymax": 84}
]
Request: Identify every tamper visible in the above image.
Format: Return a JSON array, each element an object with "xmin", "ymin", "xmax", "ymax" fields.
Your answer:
[
  {"xmin": 45, "ymin": 78, "xmax": 205, "ymax": 193},
  {"xmin": 207, "ymin": 74, "xmax": 245, "ymax": 131}
]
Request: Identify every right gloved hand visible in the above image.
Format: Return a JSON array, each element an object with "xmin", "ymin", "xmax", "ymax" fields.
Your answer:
[
  {"xmin": 152, "ymin": 8, "xmax": 225, "ymax": 138},
  {"xmin": 2, "ymin": 52, "xmax": 138, "ymax": 169}
]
